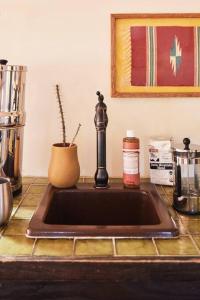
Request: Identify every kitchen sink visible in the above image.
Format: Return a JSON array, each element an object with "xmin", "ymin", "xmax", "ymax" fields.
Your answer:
[{"xmin": 26, "ymin": 183, "xmax": 178, "ymax": 238}]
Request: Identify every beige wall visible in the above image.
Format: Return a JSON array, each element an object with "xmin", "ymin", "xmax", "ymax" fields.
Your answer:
[{"xmin": 1, "ymin": 0, "xmax": 200, "ymax": 177}]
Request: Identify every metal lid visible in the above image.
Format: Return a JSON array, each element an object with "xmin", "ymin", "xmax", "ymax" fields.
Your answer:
[
  {"xmin": 173, "ymin": 138, "xmax": 200, "ymax": 157},
  {"xmin": 0, "ymin": 60, "xmax": 27, "ymax": 72},
  {"xmin": 174, "ymin": 144, "xmax": 200, "ymax": 153},
  {"xmin": 0, "ymin": 65, "xmax": 27, "ymax": 72}
]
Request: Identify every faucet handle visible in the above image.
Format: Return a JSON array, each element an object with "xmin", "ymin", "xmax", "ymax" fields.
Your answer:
[
  {"xmin": 95, "ymin": 91, "xmax": 108, "ymax": 129},
  {"xmin": 96, "ymin": 91, "xmax": 104, "ymax": 102}
]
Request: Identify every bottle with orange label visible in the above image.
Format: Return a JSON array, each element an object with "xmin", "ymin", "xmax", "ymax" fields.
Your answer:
[{"xmin": 123, "ymin": 130, "xmax": 140, "ymax": 188}]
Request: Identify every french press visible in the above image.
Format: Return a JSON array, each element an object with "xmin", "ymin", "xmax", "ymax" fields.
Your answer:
[{"xmin": 173, "ymin": 138, "xmax": 200, "ymax": 215}]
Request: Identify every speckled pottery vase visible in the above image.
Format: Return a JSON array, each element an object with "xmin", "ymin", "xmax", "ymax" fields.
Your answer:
[{"xmin": 48, "ymin": 143, "xmax": 80, "ymax": 188}]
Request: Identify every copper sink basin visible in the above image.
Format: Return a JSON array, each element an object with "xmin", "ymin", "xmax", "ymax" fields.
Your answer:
[{"xmin": 26, "ymin": 183, "xmax": 178, "ymax": 238}]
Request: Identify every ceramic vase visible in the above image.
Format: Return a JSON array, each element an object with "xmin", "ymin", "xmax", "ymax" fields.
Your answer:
[{"xmin": 48, "ymin": 143, "xmax": 80, "ymax": 188}]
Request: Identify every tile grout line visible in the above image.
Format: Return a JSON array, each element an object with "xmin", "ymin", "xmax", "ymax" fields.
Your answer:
[
  {"xmin": 19, "ymin": 183, "xmax": 33, "ymax": 201},
  {"xmin": 154, "ymin": 184, "xmax": 162, "ymax": 197},
  {"xmin": 162, "ymin": 186, "xmax": 171, "ymax": 205},
  {"xmin": 31, "ymin": 238, "xmax": 38, "ymax": 256},
  {"xmin": 159, "ymin": 184, "xmax": 187, "ymax": 235},
  {"xmin": 152, "ymin": 238, "xmax": 160, "ymax": 256},
  {"xmin": 14, "ymin": 183, "xmax": 32, "ymax": 209},
  {"xmin": 159, "ymin": 185, "xmax": 166, "ymax": 196},
  {"xmin": 189, "ymin": 235, "xmax": 200, "ymax": 255},
  {"xmin": 24, "ymin": 180, "xmax": 47, "ymax": 193},
  {"xmin": 155, "ymin": 185, "xmax": 169, "ymax": 205},
  {"xmin": 12, "ymin": 200, "xmax": 27, "ymax": 218},
  {"xmin": 0, "ymin": 225, "xmax": 7, "ymax": 237},
  {"xmin": 23, "ymin": 177, "xmax": 37, "ymax": 185},
  {"xmin": 112, "ymin": 238, "xmax": 117, "ymax": 256},
  {"xmin": 72, "ymin": 238, "xmax": 76, "ymax": 257},
  {"xmin": 30, "ymin": 183, "xmax": 48, "ymax": 186},
  {"xmin": 178, "ymin": 217, "xmax": 189, "ymax": 235}
]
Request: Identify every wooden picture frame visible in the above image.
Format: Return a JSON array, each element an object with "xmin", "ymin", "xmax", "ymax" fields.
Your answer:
[{"xmin": 111, "ymin": 13, "xmax": 200, "ymax": 97}]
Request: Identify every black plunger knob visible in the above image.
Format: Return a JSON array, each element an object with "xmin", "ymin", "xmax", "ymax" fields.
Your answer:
[
  {"xmin": 183, "ymin": 138, "xmax": 190, "ymax": 150},
  {"xmin": 0, "ymin": 60, "xmax": 8, "ymax": 65}
]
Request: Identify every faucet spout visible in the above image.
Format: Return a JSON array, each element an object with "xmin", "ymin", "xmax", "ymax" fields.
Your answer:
[{"xmin": 94, "ymin": 91, "xmax": 109, "ymax": 188}]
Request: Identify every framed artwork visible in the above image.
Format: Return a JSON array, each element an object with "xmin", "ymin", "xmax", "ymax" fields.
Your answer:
[{"xmin": 111, "ymin": 13, "xmax": 200, "ymax": 97}]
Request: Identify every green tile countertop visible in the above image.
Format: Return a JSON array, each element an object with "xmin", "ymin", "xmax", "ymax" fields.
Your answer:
[{"xmin": 1, "ymin": 177, "xmax": 200, "ymax": 261}]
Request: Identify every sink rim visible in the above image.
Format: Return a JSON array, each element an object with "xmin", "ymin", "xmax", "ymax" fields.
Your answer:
[{"xmin": 26, "ymin": 182, "xmax": 178, "ymax": 238}]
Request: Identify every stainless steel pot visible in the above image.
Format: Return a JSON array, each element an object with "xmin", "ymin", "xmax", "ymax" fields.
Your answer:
[
  {"xmin": 0, "ymin": 126, "xmax": 24, "ymax": 194},
  {"xmin": 0, "ymin": 60, "xmax": 27, "ymax": 195},
  {"xmin": 0, "ymin": 177, "xmax": 13, "ymax": 226}
]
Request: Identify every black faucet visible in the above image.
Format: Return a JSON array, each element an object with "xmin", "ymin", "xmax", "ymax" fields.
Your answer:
[{"xmin": 94, "ymin": 91, "xmax": 109, "ymax": 188}]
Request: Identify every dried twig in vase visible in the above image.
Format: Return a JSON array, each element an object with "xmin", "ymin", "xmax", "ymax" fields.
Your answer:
[
  {"xmin": 70, "ymin": 123, "xmax": 82, "ymax": 147},
  {"xmin": 55, "ymin": 84, "xmax": 66, "ymax": 146}
]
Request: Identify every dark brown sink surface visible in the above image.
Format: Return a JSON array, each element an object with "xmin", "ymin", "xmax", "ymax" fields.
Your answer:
[{"xmin": 27, "ymin": 183, "xmax": 178, "ymax": 238}]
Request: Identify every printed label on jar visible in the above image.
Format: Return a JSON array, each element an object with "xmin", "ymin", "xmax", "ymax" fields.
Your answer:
[{"xmin": 123, "ymin": 151, "xmax": 139, "ymax": 174}]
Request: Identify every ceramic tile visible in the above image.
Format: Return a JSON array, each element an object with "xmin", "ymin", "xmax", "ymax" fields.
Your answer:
[
  {"xmin": 0, "ymin": 236, "xmax": 34, "ymax": 256},
  {"xmin": 192, "ymin": 236, "xmax": 200, "ymax": 251},
  {"xmin": 168, "ymin": 206, "xmax": 179, "ymax": 220},
  {"xmin": 34, "ymin": 239, "xmax": 73, "ymax": 256},
  {"xmin": 78, "ymin": 177, "xmax": 84, "ymax": 183},
  {"xmin": 163, "ymin": 186, "xmax": 173, "ymax": 196},
  {"xmin": 21, "ymin": 193, "xmax": 41, "ymax": 206},
  {"xmin": 11, "ymin": 205, "xmax": 18, "ymax": 217},
  {"xmin": 1, "ymin": 177, "xmax": 197, "ymax": 259},
  {"xmin": 82, "ymin": 177, "xmax": 94, "ymax": 184},
  {"xmin": 13, "ymin": 194, "xmax": 23, "ymax": 205},
  {"xmin": 83, "ymin": 177, "xmax": 122, "ymax": 184},
  {"xmin": 180, "ymin": 214, "xmax": 200, "ymax": 221},
  {"xmin": 75, "ymin": 239, "xmax": 113, "ymax": 256},
  {"xmin": 22, "ymin": 184, "xmax": 30, "ymax": 194},
  {"xmin": 155, "ymin": 185, "xmax": 165, "ymax": 196},
  {"xmin": 22, "ymin": 177, "xmax": 36, "ymax": 184},
  {"xmin": 140, "ymin": 178, "xmax": 149, "ymax": 183},
  {"xmin": 156, "ymin": 193, "xmax": 168, "ymax": 204},
  {"xmin": 109, "ymin": 178, "xmax": 122, "ymax": 184},
  {"xmin": 161, "ymin": 196, "xmax": 170, "ymax": 205},
  {"xmin": 3, "ymin": 219, "xmax": 29, "ymax": 236},
  {"xmin": 175, "ymin": 219, "xmax": 188, "ymax": 235},
  {"xmin": 0, "ymin": 225, "xmax": 5, "ymax": 236},
  {"xmin": 34, "ymin": 177, "xmax": 49, "ymax": 184},
  {"xmin": 181, "ymin": 219, "xmax": 200, "ymax": 234},
  {"xmin": 27, "ymin": 184, "xmax": 47, "ymax": 194},
  {"xmin": 115, "ymin": 239, "xmax": 157, "ymax": 256},
  {"xmin": 155, "ymin": 236, "xmax": 198, "ymax": 256},
  {"xmin": 157, "ymin": 192, "xmax": 169, "ymax": 205},
  {"xmin": 13, "ymin": 206, "xmax": 35, "ymax": 220},
  {"xmin": 165, "ymin": 194, "xmax": 173, "ymax": 205}
]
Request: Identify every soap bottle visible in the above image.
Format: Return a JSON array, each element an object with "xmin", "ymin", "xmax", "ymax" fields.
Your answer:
[{"xmin": 123, "ymin": 130, "xmax": 140, "ymax": 188}]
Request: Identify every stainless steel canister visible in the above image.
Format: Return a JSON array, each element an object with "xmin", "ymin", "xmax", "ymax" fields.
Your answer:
[{"xmin": 0, "ymin": 60, "xmax": 27, "ymax": 195}]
